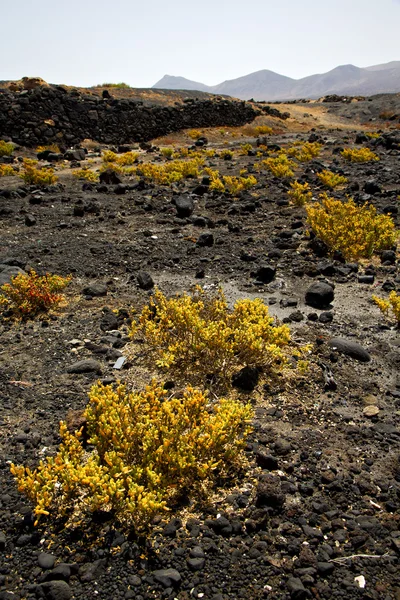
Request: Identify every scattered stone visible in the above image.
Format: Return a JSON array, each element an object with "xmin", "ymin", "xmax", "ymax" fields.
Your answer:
[
  {"xmin": 24, "ymin": 213, "xmax": 36, "ymax": 226},
  {"xmin": 286, "ymin": 577, "xmax": 310, "ymax": 599},
  {"xmin": 252, "ymin": 263, "xmax": 276, "ymax": 284},
  {"xmin": 0, "ymin": 532, "xmax": 6, "ymax": 551},
  {"xmin": 38, "ymin": 553, "xmax": 56, "ymax": 570},
  {"xmin": 0, "ymin": 265, "xmax": 25, "ymax": 285},
  {"xmin": 66, "ymin": 359, "xmax": 102, "ymax": 374},
  {"xmin": 175, "ymin": 195, "xmax": 194, "ymax": 218},
  {"xmin": 363, "ymin": 405, "xmax": 380, "ymax": 417},
  {"xmin": 153, "ymin": 568, "xmax": 181, "ymax": 588},
  {"xmin": 255, "ymin": 481, "xmax": 285, "ymax": 509},
  {"xmin": 305, "ymin": 282, "xmax": 334, "ymax": 309},
  {"xmin": 197, "ymin": 233, "xmax": 214, "ymax": 247},
  {"xmin": 137, "ymin": 271, "xmax": 154, "ymax": 290},
  {"xmin": 232, "ymin": 366, "xmax": 260, "ymax": 391},
  {"xmin": 82, "ymin": 283, "xmax": 108, "ymax": 297},
  {"xmin": 99, "ymin": 168, "xmax": 122, "ymax": 184},
  {"xmin": 328, "ymin": 337, "xmax": 371, "ymax": 362}
]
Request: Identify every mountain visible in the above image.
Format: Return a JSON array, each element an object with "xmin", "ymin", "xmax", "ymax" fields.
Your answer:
[{"xmin": 152, "ymin": 61, "xmax": 400, "ymax": 101}]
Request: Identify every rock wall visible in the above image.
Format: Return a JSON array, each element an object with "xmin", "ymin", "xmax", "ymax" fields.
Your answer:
[{"xmin": 0, "ymin": 86, "xmax": 258, "ymax": 147}]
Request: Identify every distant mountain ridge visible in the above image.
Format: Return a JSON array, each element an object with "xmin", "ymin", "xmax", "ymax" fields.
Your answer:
[{"xmin": 153, "ymin": 61, "xmax": 400, "ymax": 101}]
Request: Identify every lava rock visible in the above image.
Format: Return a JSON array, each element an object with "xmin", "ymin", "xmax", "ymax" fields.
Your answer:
[
  {"xmin": 153, "ymin": 568, "xmax": 181, "ymax": 588},
  {"xmin": 99, "ymin": 168, "xmax": 122, "ymax": 185},
  {"xmin": 175, "ymin": 195, "xmax": 194, "ymax": 217},
  {"xmin": 305, "ymin": 282, "xmax": 334, "ymax": 309},
  {"xmin": 25, "ymin": 213, "xmax": 36, "ymax": 226},
  {"xmin": 286, "ymin": 577, "xmax": 310, "ymax": 599},
  {"xmin": 66, "ymin": 359, "xmax": 102, "ymax": 374},
  {"xmin": 39, "ymin": 581, "xmax": 72, "ymax": 600},
  {"xmin": 82, "ymin": 283, "xmax": 108, "ymax": 297},
  {"xmin": 137, "ymin": 271, "xmax": 154, "ymax": 290},
  {"xmin": 232, "ymin": 366, "xmax": 260, "ymax": 391},
  {"xmin": 38, "ymin": 553, "xmax": 56, "ymax": 569},
  {"xmin": 252, "ymin": 263, "xmax": 276, "ymax": 284},
  {"xmin": 197, "ymin": 233, "xmax": 214, "ymax": 247},
  {"xmin": 328, "ymin": 337, "xmax": 371, "ymax": 362},
  {"xmin": 255, "ymin": 481, "xmax": 285, "ymax": 509},
  {"xmin": 0, "ymin": 265, "xmax": 25, "ymax": 285}
]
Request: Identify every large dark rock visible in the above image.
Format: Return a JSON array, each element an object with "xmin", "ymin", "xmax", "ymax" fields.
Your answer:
[
  {"xmin": 175, "ymin": 195, "xmax": 194, "ymax": 218},
  {"xmin": 137, "ymin": 271, "xmax": 154, "ymax": 290},
  {"xmin": 39, "ymin": 581, "xmax": 72, "ymax": 600},
  {"xmin": 305, "ymin": 282, "xmax": 334, "ymax": 309},
  {"xmin": 0, "ymin": 265, "xmax": 25, "ymax": 285},
  {"xmin": 99, "ymin": 169, "xmax": 122, "ymax": 184},
  {"xmin": 328, "ymin": 337, "xmax": 371, "ymax": 362},
  {"xmin": 153, "ymin": 568, "xmax": 181, "ymax": 588},
  {"xmin": 232, "ymin": 366, "xmax": 260, "ymax": 391},
  {"xmin": 252, "ymin": 263, "xmax": 276, "ymax": 284}
]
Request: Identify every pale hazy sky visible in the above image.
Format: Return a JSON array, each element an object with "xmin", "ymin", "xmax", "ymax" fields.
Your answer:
[{"xmin": 1, "ymin": 0, "xmax": 400, "ymax": 88}]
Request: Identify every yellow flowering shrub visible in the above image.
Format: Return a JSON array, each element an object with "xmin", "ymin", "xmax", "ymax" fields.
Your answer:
[
  {"xmin": 287, "ymin": 142, "xmax": 321, "ymax": 161},
  {"xmin": 0, "ymin": 270, "xmax": 71, "ymax": 319},
  {"xmin": 263, "ymin": 154, "xmax": 296, "ymax": 178},
  {"xmin": 132, "ymin": 287, "xmax": 292, "ymax": 389},
  {"xmin": 36, "ymin": 144, "xmax": 61, "ymax": 154},
  {"xmin": 20, "ymin": 159, "xmax": 58, "ymax": 186},
  {"xmin": 341, "ymin": 147, "xmax": 379, "ymax": 163},
  {"xmin": 72, "ymin": 168, "xmax": 99, "ymax": 182},
  {"xmin": 220, "ymin": 149, "xmax": 234, "ymax": 160},
  {"xmin": 0, "ymin": 165, "xmax": 17, "ymax": 177},
  {"xmin": 203, "ymin": 168, "xmax": 256, "ymax": 195},
  {"xmin": 317, "ymin": 170, "xmax": 348, "ymax": 189},
  {"xmin": 287, "ymin": 180, "xmax": 313, "ymax": 206},
  {"xmin": 160, "ymin": 147, "xmax": 174, "ymax": 159},
  {"xmin": 11, "ymin": 381, "xmax": 252, "ymax": 530},
  {"xmin": 102, "ymin": 150, "xmax": 118, "ymax": 163},
  {"xmin": 0, "ymin": 140, "xmax": 14, "ymax": 157},
  {"xmin": 254, "ymin": 125, "xmax": 273, "ymax": 136},
  {"xmin": 135, "ymin": 158, "xmax": 204, "ymax": 185},
  {"xmin": 372, "ymin": 291, "xmax": 400, "ymax": 326},
  {"xmin": 306, "ymin": 194, "xmax": 397, "ymax": 260},
  {"xmin": 187, "ymin": 129, "xmax": 203, "ymax": 140}
]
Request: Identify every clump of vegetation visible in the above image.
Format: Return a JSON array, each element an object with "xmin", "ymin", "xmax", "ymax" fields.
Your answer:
[
  {"xmin": 20, "ymin": 159, "xmax": 58, "ymax": 186},
  {"xmin": 204, "ymin": 168, "xmax": 257, "ymax": 196},
  {"xmin": 220, "ymin": 149, "xmax": 234, "ymax": 160},
  {"xmin": 288, "ymin": 142, "xmax": 321, "ymax": 162},
  {"xmin": 187, "ymin": 129, "xmax": 203, "ymax": 140},
  {"xmin": 0, "ymin": 270, "xmax": 71, "ymax": 319},
  {"xmin": 0, "ymin": 140, "xmax": 14, "ymax": 157},
  {"xmin": 0, "ymin": 165, "xmax": 17, "ymax": 177},
  {"xmin": 117, "ymin": 151, "xmax": 139, "ymax": 166},
  {"xmin": 72, "ymin": 168, "xmax": 99, "ymax": 182},
  {"xmin": 100, "ymin": 82, "xmax": 131, "ymax": 89},
  {"xmin": 341, "ymin": 147, "xmax": 379, "ymax": 163},
  {"xmin": 160, "ymin": 147, "xmax": 174, "ymax": 159},
  {"xmin": 372, "ymin": 291, "xmax": 400, "ymax": 327},
  {"xmin": 365, "ymin": 132, "xmax": 380, "ymax": 139},
  {"xmin": 287, "ymin": 180, "xmax": 313, "ymax": 206},
  {"xmin": 240, "ymin": 143, "xmax": 253, "ymax": 155},
  {"xmin": 262, "ymin": 154, "xmax": 296, "ymax": 178},
  {"xmin": 317, "ymin": 169, "xmax": 348, "ymax": 189},
  {"xmin": 254, "ymin": 125, "xmax": 273, "ymax": 136},
  {"xmin": 36, "ymin": 144, "xmax": 61, "ymax": 154},
  {"xmin": 11, "ymin": 381, "xmax": 252, "ymax": 530},
  {"xmin": 132, "ymin": 287, "xmax": 292, "ymax": 389},
  {"xmin": 135, "ymin": 158, "xmax": 203, "ymax": 186},
  {"xmin": 306, "ymin": 194, "xmax": 397, "ymax": 261},
  {"xmin": 102, "ymin": 150, "xmax": 118, "ymax": 163}
]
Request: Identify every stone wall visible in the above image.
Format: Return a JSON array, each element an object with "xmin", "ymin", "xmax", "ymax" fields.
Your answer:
[{"xmin": 0, "ymin": 86, "xmax": 258, "ymax": 147}]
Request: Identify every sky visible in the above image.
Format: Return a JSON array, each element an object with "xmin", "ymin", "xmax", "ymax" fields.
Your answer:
[{"xmin": 1, "ymin": 0, "xmax": 400, "ymax": 88}]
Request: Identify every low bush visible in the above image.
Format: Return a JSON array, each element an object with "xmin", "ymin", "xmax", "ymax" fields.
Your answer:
[
  {"xmin": 36, "ymin": 144, "xmax": 61, "ymax": 154},
  {"xmin": 317, "ymin": 169, "xmax": 348, "ymax": 189},
  {"xmin": 160, "ymin": 147, "xmax": 174, "ymax": 159},
  {"xmin": 11, "ymin": 381, "xmax": 252, "ymax": 530},
  {"xmin": 72, "ymin": 168, "xmax": 98, "ymax": 182},
  {"xmin": 0, "ymin": 140, "xmax": 14, "ymax": 157},
  {"xmin": 135, "ymin": 158, "xmax": 204, "ymax": 185},
  {"xmin": 0, "ymin": 165, "xmax": 17, "ymax": 177},
  {"xmin": 132, "ymin": 287, "xmax": 292, "ymax": 389},
  {"xmin": 262, "ymin": 154, "xmax": 296, "ymax": 178},
  {"xmin": 0, "ymin": 270, "xmax": 71, "ymax": 319},
  {"xmin": 220, "ymin": 149, "xmax": 234, "ymax": 160},
  {"xmin": 20, "ymin": 159, "xmax": 58, "ymax": 186},
  {"xmin": 117, "ymin": 151, "xmax": 139, "ymax": 166},
  {"xmin": 372, "ymin": 291, "xmax": 400, "ymax": 326},
  {"xmin": 306, "ymin": 194, "xmax": 396, "ymax": 260},
  {"xmin": 287, "ymin": 180, "xmax": 313, "ymax": 206},
  {"xmin": 288, "ymin": 142, "xmax": 321, "ymax": 161},
  {"xmin": 341, "ymin": 147, "xmax": 379, "ymax": 163},
  {"xmin": 187, "ymin": 129, "xmax": 203, "ymax": 140}
]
